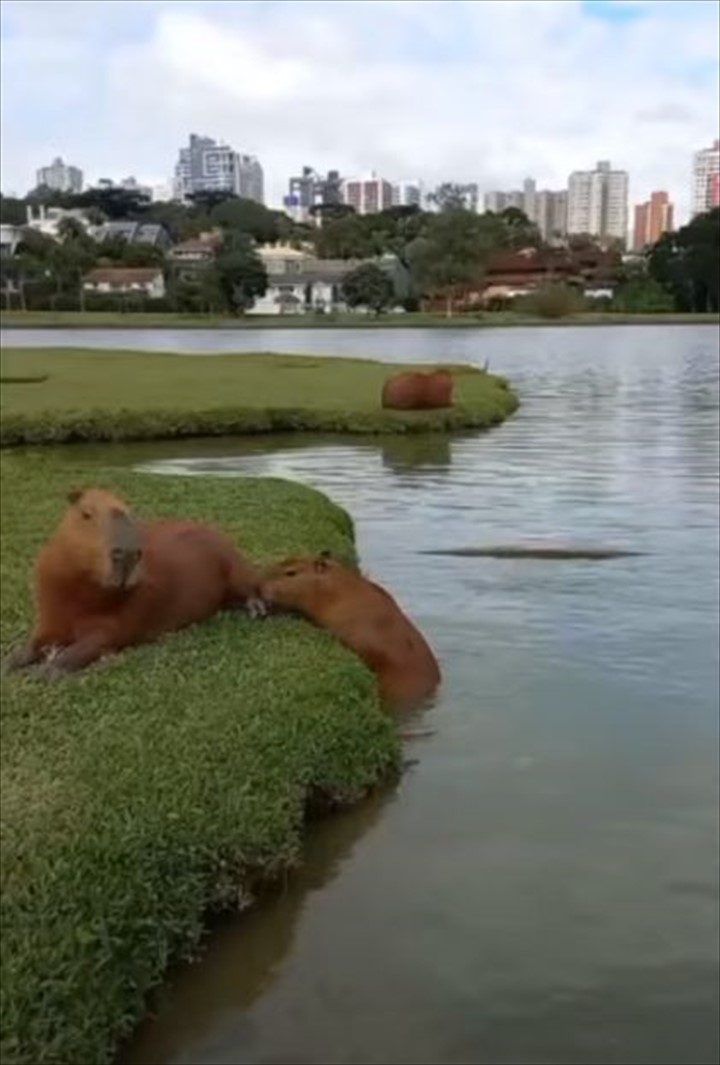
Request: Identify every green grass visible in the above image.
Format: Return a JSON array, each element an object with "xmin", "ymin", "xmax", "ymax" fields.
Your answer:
[
  {"xmin": 2, "ymin": 309, "xmax": 718, "ymax": 329},
  {"xmin": 0, "ymin": 348, "xmax": 518, "ymax": 446},
  {"xmin": 0, "ymin": 450, "xmax": 401, "ymax": 1065}
]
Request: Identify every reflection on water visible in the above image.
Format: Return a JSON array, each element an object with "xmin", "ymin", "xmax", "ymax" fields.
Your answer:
[{"xmin": 79, "ymin": 326, "xmax": 719, "ymax": 1065}]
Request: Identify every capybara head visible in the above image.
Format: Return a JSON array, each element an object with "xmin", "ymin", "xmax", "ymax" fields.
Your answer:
[
  {"xmin": 62, "ymin": 486, "xmax": 143, "ymax": 590},
  {"xmin": 260, "ymin": 550, "xmax": 339, "ymax": 611}
]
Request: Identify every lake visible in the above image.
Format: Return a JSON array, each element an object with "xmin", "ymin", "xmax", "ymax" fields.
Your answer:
[{"xmin": 7, "ymin": 326, "xmax": 719, "ymax": 1065}]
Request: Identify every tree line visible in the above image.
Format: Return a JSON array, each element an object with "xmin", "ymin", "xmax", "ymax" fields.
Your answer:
[{"xmin": 1, "ymin": 184, "xmax": 717, "ymax": 316}]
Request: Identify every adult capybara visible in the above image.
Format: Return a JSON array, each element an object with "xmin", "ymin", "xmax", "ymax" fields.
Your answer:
[
  {"xmin": 260, "ymin": 551, "xmax": 441, "ymax": 710},
  {"xmin": 381, "ymin": 369, "xmax": 454, "ymax": 411},
  {"xmin": 2, "ymin": 486, "xmax": 266, "ymax": 680}
]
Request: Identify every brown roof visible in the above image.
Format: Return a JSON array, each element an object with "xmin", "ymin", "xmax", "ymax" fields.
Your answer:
[
  {"xmin": 84, "ymin": 268, "xmax": 162, "ymax": 284},
  {"xmin": 169, "ymin": 239, "xmax": 217, "ymax": 255}
]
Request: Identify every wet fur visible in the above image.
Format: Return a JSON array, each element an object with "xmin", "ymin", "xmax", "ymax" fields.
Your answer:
[{"xmin": 261, "ymin": 552, "xmax": 441, "ymax": 710}]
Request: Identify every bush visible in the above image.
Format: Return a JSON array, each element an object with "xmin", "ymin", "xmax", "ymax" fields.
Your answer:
[{"xmin": 520, "ymin": 283, "xmax": 585, "ymax": 319}]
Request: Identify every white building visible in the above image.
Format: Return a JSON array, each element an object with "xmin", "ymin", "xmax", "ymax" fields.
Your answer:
[
  {"xmin": 567, "ymin": 160, "xmax": 628, "ymax": 243},
  {"xmin": 24, "ymin": 204, "xmax": 94, "ymax": 240},
  {"xmin": 36, "ymin": 156, "xmax": 83, "ymax": 194},
  {"xmin": 173, "ymin": 134, "xmax": 264, "ymax": 203},
  {"xmin": 392, "ymin": 180, "xmax": 423, "ymax": 209},
  {"xmin": 691, "ymin": 140, "xmax": 720, "ymax": 218}
]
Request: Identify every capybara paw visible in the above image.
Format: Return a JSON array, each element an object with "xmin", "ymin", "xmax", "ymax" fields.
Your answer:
[{"xmin": 246, "ymin": 596, "xmax": 268, "ymax": 620}]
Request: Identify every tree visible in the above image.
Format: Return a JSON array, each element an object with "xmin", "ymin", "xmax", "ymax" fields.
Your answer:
[
  {"xmin": 213, "ymin": 234, "xmax": 267, "ymax": 314},
  {"xmin": 648, "ymin": 208, "xmax": 719, "ymax": 313},
  {"xmin": 407, "ymin": 210, "xmax": 502, "ymax": 316},
  {"xmin": 314, "ymin": 213, "xmax": 378, "ymax": 260},
  {"xmin": 498, "ymin": 207, "xmax": 543, "ymax": 249},
  {"xmin": 427, "ymin": 183, "xmax": 477, "ymax": 212},
  {"xmin": 0, "ymin": 196, "xmax": 27, "ymax": 226},
  {"xmin": 51, "ymin": 218, "xmax": 97, "ymax": 310},
  {"xmin": 210, "ymin": 198, "xmax": 281, "ymax": 244},
  {"xmin": 341, "ymin": 263, "xmax": 395, "ymax": 315}
]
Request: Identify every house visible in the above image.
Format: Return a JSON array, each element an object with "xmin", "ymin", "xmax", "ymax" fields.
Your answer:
[
  {"xmin": 0, "ymin": 224, "xmax": 23, "ymax": 257},
  {"xmin": 421, "ymin": 245, "xmax": 622, "ymax": 310},
  {"xmin": 250, "ymin": 243, "xmax": 404, "ymax": 315},
  {"xmin": 83, "ymin": 267, "xmax": 166, "ymax": 299},
  {"xmin": 166, "ymin": 236, "xmax": 220, "ymax": 282},
  {"xmin": 24, "ymin": 204, "xmax": 94, "ymax": 240}
]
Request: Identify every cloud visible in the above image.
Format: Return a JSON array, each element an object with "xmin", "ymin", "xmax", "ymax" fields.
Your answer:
[{"xmin": 1, "ymin": 0, "xmax": 718, "ymax": 224}]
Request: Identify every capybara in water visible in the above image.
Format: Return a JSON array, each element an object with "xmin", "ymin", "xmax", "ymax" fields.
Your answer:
[
  {"xmin": 2, "ymin": 486, "xmax": 266, "ymax": 680},
  {"xmin": 260, "ymin": 551, "xmax": 441, "ymax": 710},
  {"xmin": 381, "ymin": 369, "xmax": 454, "ymax": 411}
]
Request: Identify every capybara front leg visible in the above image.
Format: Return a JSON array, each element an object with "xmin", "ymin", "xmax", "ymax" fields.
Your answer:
[
  {"xmin": 33, "ymin": 633, "xmax": 114, "ymax": 681},
  {"xmin": 227, "ymin": 558, "xmax": 268, "ymax": 619},
  {"xmin": 1, "ymin": 637, "xmax": 46, "ymax": 676}
]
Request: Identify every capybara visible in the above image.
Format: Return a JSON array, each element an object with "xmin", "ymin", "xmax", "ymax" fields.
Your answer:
[
  {"xmin": 381, "ymin": 369, "xmax": 454, "ymax": 411},
  {"xmin": 260, "ymin": 551, "xmax": 441, "ymax": 710},
  {"xmin": 1, "ymin": 486, "xmax": 266, "ymax": 680}
]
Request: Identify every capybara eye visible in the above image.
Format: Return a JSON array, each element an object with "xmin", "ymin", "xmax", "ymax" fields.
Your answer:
[
  {"xmin": 284, "ymin": 569, "xmax": 297, "ymax": 578},
  {"xmin": 80, "ymin": 510, "xmax": 92, "ymax": 521}
]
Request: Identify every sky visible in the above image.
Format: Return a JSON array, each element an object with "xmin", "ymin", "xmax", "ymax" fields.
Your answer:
[{"xmin": 1, "ymin": 0, "xmax": 718, "ymax": 224}]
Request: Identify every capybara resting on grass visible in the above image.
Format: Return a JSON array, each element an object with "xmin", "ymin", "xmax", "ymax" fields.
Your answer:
[
  {"xmin": 381, "ymin": 369, "xmax": 454, "ymax": 411},
  {"xmin": 1, "ymin": 486, "xmax": 266, "ymax": 680},
  {"xmin": 260, "ymin": 551, "xmax": 441, "ymax": 710}
]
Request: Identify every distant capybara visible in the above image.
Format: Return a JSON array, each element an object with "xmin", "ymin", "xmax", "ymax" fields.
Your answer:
[
  {"xmin": 1, "ymin": 486, "xmax": 266, "ymax": 680},
  {"xmin": 381, "ymin": 369, "xmax": 454, "ymax": 411},
  {"xmin": 260, "ymin": 551, "xmax": 441, "ymax": 710}
]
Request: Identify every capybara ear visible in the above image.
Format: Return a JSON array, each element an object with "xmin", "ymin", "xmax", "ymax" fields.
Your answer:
[
  {"xmin": 314, "ymin": 554, "xmax": 330, "ymax": 573},
  {"xmin": 66, "ymin": 487, "xmax": 83, "ymax": 505}
]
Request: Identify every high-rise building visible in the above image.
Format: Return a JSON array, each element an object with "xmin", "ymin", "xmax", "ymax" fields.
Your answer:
[
  {"xmin": 342, "ymin": 173, "xmax": 393, "ymax": 215},
  {"xmin": 632, "ymin": 191, "xmax": 674, "ymax": 251},
  {"xmin": 173, "ymin": 134, "xmax": 264, "ymax": 203},
  {"xmin": 283, "ymin": 167, "xmax": 343, "ymax": 221},
  {"xmin": 35, "ymin": 156, "xmax": 83, "ymax": 194},
  {"xmin": 691, "ymin": 140, "xmax": 720, "ymax": 217},
  {"xmin": 534, "ymin": 190, "xmax": 568, "ymax": 241},
  {"xmin": 484, "ymin": 179, "xmax": 566, "ymax": 240},
  {"xmin": 567, "ymin": 160, "xmax": 628, "ymax": 243},
  {"xmin": 392, "ymin": 180, "xmax": 423, "ymax": 208},
  {"xmin": 484, "ymin": 189, "xmax": 525, "ymax": 213}
]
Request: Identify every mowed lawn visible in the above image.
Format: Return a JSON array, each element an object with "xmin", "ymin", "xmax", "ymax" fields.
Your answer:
[{"xmin": 0, "ymin": 348, "xmax": 518, "ymax": 444}]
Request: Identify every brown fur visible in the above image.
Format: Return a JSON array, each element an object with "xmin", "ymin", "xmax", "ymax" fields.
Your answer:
[
  {"xmin": 2, "ymin": 486, "xmax": 265, "ymax": 679},
  {"xmin": 381, "ymin": 369, "xmax": 454, "ymax": 411},
  {"xmin": 260, "ymin": 551, "xmax": 441, "ymax": 710}
]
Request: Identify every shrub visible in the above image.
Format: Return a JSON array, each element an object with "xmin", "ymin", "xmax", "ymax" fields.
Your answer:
[{"xmin": 520, "ymin": 283, "xmax": 585, "ymax": 319}]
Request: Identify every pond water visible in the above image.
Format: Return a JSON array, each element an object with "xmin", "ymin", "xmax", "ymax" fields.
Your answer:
[{"xmin": 15, "ymin": 326, "xmax": 719, "ymax": 1064}]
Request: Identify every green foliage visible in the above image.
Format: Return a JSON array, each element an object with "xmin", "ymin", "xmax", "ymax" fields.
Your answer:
[
  {"xmin": 519, "ymin": 283, "xmax": 585, "ymax": 319},
  {"xmin": 213, "ymin": 233, "xmax": 268, "ymax": 313},
  {"xmin": 341, "ymin": 263, "xmax": 396, "ymax": 314},
  {"xmin": 0, "ymin": 450, "xmax": 399, "ymax": 1065},
  {"xmin": 0, "ymin": 349, "xmax": 519, "ymax": 446},
  {"xmin": 648, "ymin": 207, "xmax": 719, "ymax": 313},
  {"xmin": 407, "ymin": 210, "xmax": 504, "ymax": 314},
  {"xmin": 426, "ymin": 183, "xmax": 477, "ymax": 211},
  {"xmin": 612, "ymin": 276, "xmax": 675, "ymax": 313},
  {"xmin": 0, "ymin": 195, "xmax": 27, "ymax": 226}
]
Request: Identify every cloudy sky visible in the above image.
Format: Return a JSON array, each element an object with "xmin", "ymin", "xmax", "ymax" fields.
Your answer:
[{"xmin": 1, "ymin": 0, "xmax": 718, "ymax": 222}]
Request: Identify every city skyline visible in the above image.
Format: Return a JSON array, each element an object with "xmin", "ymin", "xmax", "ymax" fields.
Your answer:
[{"xmin": 1, "ymin": 0, "xmax": 718, "ymax": 226}]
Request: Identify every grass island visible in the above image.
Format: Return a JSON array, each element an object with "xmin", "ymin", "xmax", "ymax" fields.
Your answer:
[{"xmin": 0, "ymin": 347, "xmax": 517, "ymax": 1064}]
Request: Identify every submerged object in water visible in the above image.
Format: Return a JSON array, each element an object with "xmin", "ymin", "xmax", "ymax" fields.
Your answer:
[{"xmin": 418, "ymin": 544, "xmax": 645, "ymax": 561}]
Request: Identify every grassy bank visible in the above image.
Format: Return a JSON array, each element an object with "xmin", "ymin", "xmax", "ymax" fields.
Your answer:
[
  {"xmin": 0, "ymin": 450, "xmax": 401, "ymax": 1065},
  {"xmin": 0, "ymin": 348, "xmax": 518, "ymax": 446},
  {"xmin": 2, "ymin": 310, "xmax": 719, "ymax": 329}
]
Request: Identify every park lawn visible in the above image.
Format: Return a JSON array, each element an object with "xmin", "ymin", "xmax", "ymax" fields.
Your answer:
[
  {"xmin": 2, "ymin": 309, "xmax": 719, "ymax": 329},
  {"xmin": 0, "ymin": 348, "xmax": 519, "ymax": 445},
  {"xmin": 0, "ymin": 449, "xmax": 401, "ymax": 1065}
]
